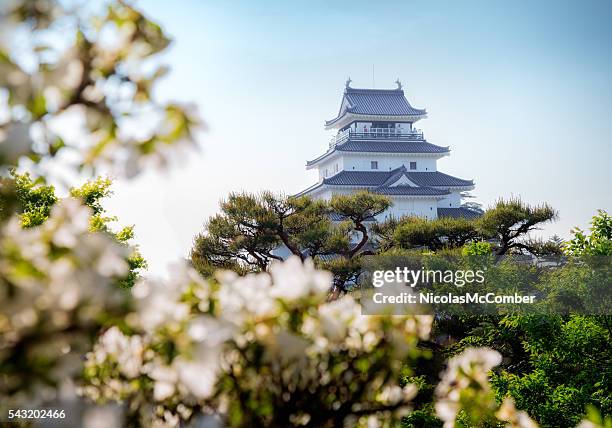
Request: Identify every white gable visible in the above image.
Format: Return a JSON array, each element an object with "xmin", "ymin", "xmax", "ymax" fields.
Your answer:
[{"xmin": 389, "ymin": 174, "xmax": 419, "ymax": 187}]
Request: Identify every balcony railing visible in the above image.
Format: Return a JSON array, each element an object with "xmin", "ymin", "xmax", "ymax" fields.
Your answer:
[{"xmin": 329, "ymin": 128, "xmax": 424, "ymax": 148}]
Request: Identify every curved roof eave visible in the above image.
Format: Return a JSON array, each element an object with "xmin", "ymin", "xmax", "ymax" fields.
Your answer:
[
  {"xmin": 324, "ymin": 112, "xmax": 427, "ymax": 129},
  {"xmin": 306, "ymin": 141, "xmax": 450, "ymax": 168}
]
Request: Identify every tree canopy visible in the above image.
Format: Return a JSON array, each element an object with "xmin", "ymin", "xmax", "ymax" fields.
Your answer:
[
  {"xmin": 191, "ymin": 190, "xmax": 391, "ymax": 290},
  {"xmin": 192, "ymin": 194, "xmax": 565, "ymax": 296},
  {"xmin": 477, "ymin": 198, "xmax": 558, "ymax": 255},
  {"xmin": 408, "ymin": 209, "xmax": 612, "ymax": 428},
  {"xmin": 565, "ymin": 210, "xmax": 612, "ymax": 256}
]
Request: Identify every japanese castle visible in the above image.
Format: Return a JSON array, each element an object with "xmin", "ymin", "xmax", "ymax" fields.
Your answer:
[{"xmin": 296, "ymin": 79, "xmax": 478, "ymax": 220}]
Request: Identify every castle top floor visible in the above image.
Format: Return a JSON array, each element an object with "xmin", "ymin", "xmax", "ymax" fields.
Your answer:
[{"xmin": 324, "ymin": 79, "xmax": 427, "ymax": 130}]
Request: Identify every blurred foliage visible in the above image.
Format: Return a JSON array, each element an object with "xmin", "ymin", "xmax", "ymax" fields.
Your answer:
[
  {"xmin": 69, "ymin": 176, "xmax": 113, "ymax": 216},
  {"xmin": 0, "ymin": 0, "xmax": 199, "ymax": 178},
  {"xmin": 10, "ymin": 169, "xmax": 57, "ymax": 228},
  {"xmin": 0, "ymin": 0, "xmax": 197, "ymax": 416},
  {"xmin": 82, "ymin": 258, "xmax": 433, "ymax": 427},
  {"xmin": 0, "ymin": 199, "xmax": 133, "ymax": 414},
  {"xmin": 3, "ymin": 171, "xmax": 146, "ymax": 288}
]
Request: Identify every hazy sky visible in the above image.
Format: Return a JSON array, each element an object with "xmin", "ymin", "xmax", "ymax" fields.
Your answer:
[{"xmin": 103, "ymin": 0, "xmax": 612, "ymax": 275}]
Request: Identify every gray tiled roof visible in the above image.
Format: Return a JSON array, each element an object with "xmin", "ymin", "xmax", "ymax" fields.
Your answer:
[
  {"xmin": 379, "ymin": 167, "xmax": 410, "ymax": 187},
  {"xmin": 337, "ymin": 140, "xmax": 449, "ymax": 154},
  {"xmin": 322, "ymin": 166, "xmax": 473, "ymax": 188},
  {"xmin": 345, "ymin": 88, "xmax": 426, "ymax": 116},
  {"xmin": 437, "ymin": 207, "xmax": 482, "ymax": 220},
  {"xmin": 306, "ymin": 139, "xmax": 449, "ymax": 167},
  {"xmin": 374, "ymin": 186, "xmax": 449, "ymax": 196},
  {"xmin": 323, "ymin": 170, "xmax": 392, "ymax": 186},
  {"xmin": 326, "ymin": 87, "xmax": 426, "ymax": 126},
  {"xmin": 406, "ymin": 171, "xmax": 474, "ymax": 187}
]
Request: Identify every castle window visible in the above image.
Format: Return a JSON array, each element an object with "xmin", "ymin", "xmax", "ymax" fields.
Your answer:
[
  {"xmin": 371, "ymin": 161, "xmax": 378, "ymax": 170},
  {"xmin": 410, "ymin": 161, "xmax": 417, "ymax": 170},
  {"xmin": 371, "ymin": 122, "xmax": 393, "ymax": 129}
]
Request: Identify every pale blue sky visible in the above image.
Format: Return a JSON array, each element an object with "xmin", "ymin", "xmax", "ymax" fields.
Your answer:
[{"xmin": 104, "ymin": 0, "xmax": 612, "ymax": 275}]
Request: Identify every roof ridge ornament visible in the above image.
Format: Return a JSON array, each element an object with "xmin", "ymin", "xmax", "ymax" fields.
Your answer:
[
  {"xmin": 345, "ymin": 77, "xmax": 352, "ymax": 89},
  {"xmin": 395, "ymin": 78, "xmax": 403, "ymax": 90}
]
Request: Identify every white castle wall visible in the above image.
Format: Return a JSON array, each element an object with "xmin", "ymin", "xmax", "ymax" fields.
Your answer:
[
  {"xmin": 438, "ymin": 191, "xmax": 462, "ymax": 208},
  {"xmin": 381, "ymin": 198, "xmax": 438, "ymax": 220},
  {"xmin": 341, "ymin": 154, "xmax": 437, "ymax": 172},
  {"xmin": 317, "ymin": 157, "xmax": 344, "ymax": 181},
  {"xmin": 316, "ymin": 154, "xmax": 438, "ymax": 181}
]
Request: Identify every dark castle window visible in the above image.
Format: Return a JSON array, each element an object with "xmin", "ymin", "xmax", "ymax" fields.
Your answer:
[{"xmin": 371, "ymin": 122, "xmax": 394, "ymax": 129}]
